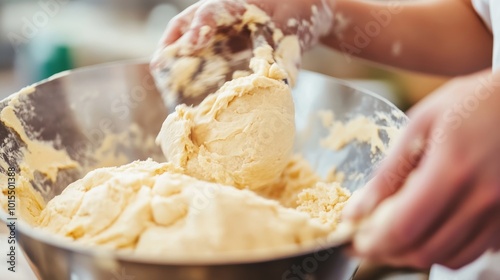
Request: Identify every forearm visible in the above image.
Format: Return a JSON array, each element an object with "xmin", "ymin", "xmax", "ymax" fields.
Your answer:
[{"xmin": 321, "ymin": 0, "xmax": 493, "ymax": 76}]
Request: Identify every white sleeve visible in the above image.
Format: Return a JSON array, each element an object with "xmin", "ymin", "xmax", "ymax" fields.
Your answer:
[
  {"xmin": 430, "ymin": 251, "xmax": 500, "ymax": 280},
  {"xmin": 472, "ymin": 0, "xmax": 493, "ymax": 31}
]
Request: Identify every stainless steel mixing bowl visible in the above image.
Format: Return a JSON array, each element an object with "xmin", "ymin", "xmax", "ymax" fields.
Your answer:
[{"xmin": 0, "ymin": 61, "xmax": 408, "ymax": 280}]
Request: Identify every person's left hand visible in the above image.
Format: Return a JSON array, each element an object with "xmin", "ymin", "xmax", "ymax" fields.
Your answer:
[{"xmin": 342, "ymin": 69, "xmax": 500, "ymax": 269}]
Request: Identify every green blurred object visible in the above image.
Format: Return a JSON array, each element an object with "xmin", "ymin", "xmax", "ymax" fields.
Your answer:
[{"xmin": 39, "ymin": 44, "xmax": 73, "ymax": 80}]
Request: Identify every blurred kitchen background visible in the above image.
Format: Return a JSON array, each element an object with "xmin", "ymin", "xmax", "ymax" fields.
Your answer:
[{"xmin": 0, "ymin": 0, "xmax": 448, "ymax": 109}]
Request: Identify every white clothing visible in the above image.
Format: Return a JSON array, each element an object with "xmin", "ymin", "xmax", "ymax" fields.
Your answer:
[{"xmin": 472, "ymin": 0, "xmax": 500, "ymax": 70}]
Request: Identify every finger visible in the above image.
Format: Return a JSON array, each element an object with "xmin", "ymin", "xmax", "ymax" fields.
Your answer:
[
  {"xmin": 186, "ymin": 5, "xmax": 217, "ymax": 48},
  {"xmin": 186, "ymin": 1, "xmax": 246, "ymax": 49},
  {"xmin": 342, "ymin": 108, "xmax": 432, "ymax": 221},
  {"xmin": 352, "ymin": 144, "xmax": 473, "ymax": 257},
  {"xmin": 378, "ymin": 176, "xmax": 496, "ymax": 269},
  {"xmin": 160, "ymin": 4, "xmax": 200, "ymax": 46}
]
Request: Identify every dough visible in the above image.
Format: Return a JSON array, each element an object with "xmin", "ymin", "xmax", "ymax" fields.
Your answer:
[
  {"xmin": 38, "ymin": 160, "xmax": 331, "ymax": 256},
  {"xmin": 156, "ymin": 45, "xmax": 295, "ymax": 190}
]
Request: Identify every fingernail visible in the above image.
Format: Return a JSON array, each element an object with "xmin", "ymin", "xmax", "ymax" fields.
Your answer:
[
  {"xmin": 342, "ymin": 189, "xmax": 366, "ymax": 220},
  {"xmin": 343, "ymin": 186, "xmax": 378, "ymax": 220},
  {"xmin": 353, "ymin": 219, "xmax": 377, "ymax": 255},
  {"xmin": 197, "ymin": 25, "xmax": 212, "ymax": 46}
]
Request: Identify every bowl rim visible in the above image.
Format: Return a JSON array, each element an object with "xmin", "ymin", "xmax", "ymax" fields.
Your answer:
[{"xmin": 5, "ymin": 217, "xmax": 351, "ymax": 265}]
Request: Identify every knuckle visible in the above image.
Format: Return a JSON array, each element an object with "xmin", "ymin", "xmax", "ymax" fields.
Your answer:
[{"xmin": 170, "ymin": 15, "xmax": 186, "ymax": 27}]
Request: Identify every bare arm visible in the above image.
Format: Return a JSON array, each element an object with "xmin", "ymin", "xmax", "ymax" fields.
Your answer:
[{"xmin": 322, "ymin": 0, "xmax": 493, "ymax": 76}]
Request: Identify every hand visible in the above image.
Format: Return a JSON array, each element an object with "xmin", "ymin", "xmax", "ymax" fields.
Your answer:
[
  {"xmin": 343, "ymin": 69, "xmax": 500, "ymax": 269},
  {"xmin": 159, "ymin": 0, "xmax": 334, "ymax": 51}
]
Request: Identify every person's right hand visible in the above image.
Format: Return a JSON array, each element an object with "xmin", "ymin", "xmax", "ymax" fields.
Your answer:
[
  {"xmin": 160, "ymin": 0, "xmax": 334, "ymax": 52},
  {"xmin": 342, "ymin": 69, "xmax": 500, "ymax": 269}
]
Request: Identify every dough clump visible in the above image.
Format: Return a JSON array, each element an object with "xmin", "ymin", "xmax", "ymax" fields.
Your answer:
[{"xmin": 157, "ymin": 45, "xmax": 294, "ymax": 190}]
